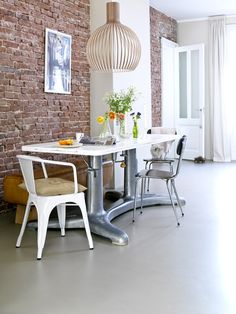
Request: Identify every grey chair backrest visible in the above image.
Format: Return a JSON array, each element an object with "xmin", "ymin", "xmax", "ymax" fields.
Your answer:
[{"xmin": 174, "ymin": 135, "xmax": 187, "ymax": 177}]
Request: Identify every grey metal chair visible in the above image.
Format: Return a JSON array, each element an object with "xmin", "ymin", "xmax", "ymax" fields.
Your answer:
[
  {"xmin": 144, "ymin": 127, "xmax": 177, "ymax": 191},
  {"xmin": 133, "ymin": 135, "xmax": 187, "ymax": 226}
]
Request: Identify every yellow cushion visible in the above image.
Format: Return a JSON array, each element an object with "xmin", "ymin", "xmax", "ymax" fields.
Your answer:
[{"xmin": 18, "ymin": 177, "xmax": 87, "ymax": 196}]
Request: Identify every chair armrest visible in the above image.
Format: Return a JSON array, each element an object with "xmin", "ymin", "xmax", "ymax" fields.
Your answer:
[
  {"xmin": 17, "ymin": 155, "xmax": 79, "ymax": 194},
  {"xmin": 39, "ymin": 159, "xmax": 78, "ymax": 193}
]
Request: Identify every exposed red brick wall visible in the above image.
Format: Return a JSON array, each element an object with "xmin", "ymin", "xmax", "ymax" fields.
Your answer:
[
  {"xmin": 0, "ymin": 0, "xmax": 90, "ymax": 212},
  {"xmin": 150, "ymin": 7, "xmax": 177, "ymax": 127}
]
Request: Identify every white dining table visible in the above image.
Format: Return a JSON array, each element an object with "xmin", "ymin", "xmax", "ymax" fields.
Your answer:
[{"xmin": 22, "ymin": 134, "xmax": 179, "ymax": 245}]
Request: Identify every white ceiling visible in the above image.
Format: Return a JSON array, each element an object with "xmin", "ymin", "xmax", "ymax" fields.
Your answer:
[{"xmin": 150, "ymin": 0, "xmax": 236, "ymax": 21}]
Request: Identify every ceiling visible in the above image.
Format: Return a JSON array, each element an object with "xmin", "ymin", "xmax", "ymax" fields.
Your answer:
[{"xmin": 150, "ymin": 0, "xmax": 236, "ymax": 21}]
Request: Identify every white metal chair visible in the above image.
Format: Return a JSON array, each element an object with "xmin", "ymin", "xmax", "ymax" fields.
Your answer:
[
  {"xmin": 16, "ymin": 155, "xmax": 93, "ymax": 260},
  {"xmin": 133, "ymin": 135, "xmax": 187, "ymax": 226},
  {"xmin": 144, "ymin": 127, "xmax": 177, "ymax": 191}
]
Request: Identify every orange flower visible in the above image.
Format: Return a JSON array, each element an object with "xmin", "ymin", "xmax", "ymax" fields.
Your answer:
[
  {"xmin": 97, "ymin": 116, "xmax": 105, "ymax": 124},
  {"xmin": 118, "ymin": 113, "xmax": 125, "ymax": 120},
  {"xmin": 108, "ymin": 111, "xmax": 116, "ymax": 120}
]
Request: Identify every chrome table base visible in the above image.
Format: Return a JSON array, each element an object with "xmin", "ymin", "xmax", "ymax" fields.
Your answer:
[{"xmin": 28, "ymin": 148, "xmax": 185, "ymax": 245}]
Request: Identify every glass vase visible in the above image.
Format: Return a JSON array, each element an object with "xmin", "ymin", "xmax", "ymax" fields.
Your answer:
[
  {"xmin": 119, "ymin": 118, "xmax": 126, "ymax": 138},
  {"xmin": 99, "ymin": 119, "xmax": 112, "ymax": 138},
  {"xmin": 132, "ymin": 121, "xmax": 138, "ymax": 138}
]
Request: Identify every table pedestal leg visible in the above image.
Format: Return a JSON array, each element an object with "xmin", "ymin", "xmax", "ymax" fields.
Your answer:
[{"xmin": 86, "ymin": 155, "xmax": 129, "ymax": 245}]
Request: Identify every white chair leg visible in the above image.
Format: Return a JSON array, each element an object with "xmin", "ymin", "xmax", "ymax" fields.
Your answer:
[
  {"xmin": 16, "ymin": 200, "xmax": 33, "ymax": 248},
  {"xmin": 36, "ymin": 206, "xmax": 51, "ymax": 260},
  {"xmin": 77, "ymin": 195, "xmax": 93, "ymax": 250},
  {"xmin": 166, "ymin": 180, "xmax": 180, "ymax": 227},
  {"xmin": 57, "ymin": 204, "xmax": 66, "ymax": 237}
]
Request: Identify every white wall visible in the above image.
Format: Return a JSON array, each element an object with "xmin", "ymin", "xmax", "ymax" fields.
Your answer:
[
  {"xmin": 112, "ymin": 0, "xmax": 152, "ymax": 139},
  {"xmin": 89, "ymin": 0, "xmax": 113, "ymax": 138},
  {"xmin": 89, "ymin": 0, "xmax": 152, "ymax": 188}
]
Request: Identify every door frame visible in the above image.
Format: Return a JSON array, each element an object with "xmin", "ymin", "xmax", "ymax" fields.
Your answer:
[
  {"xmin": 175, "ymin": 43, "xmax": 205, "ymax": 160},
  {"xmin": 161, "ymin": 39, "xmax": 205, "ymax": 160}
]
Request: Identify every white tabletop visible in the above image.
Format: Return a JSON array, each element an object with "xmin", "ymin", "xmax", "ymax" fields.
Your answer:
[{"xmin": 22, "ymin": 134, "xmax": 177, "ymax": 157}]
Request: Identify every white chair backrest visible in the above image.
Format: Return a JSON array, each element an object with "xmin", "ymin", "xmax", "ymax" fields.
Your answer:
[
  {"xmin": 151, "ymin": 127, "xmax": 177, "ymax": 135},
  {"xmin": 150, "ymin": 127, "xmax": 177, "ymax": 159},
  {"xmin": 17, "ymin": 155, "xmax": 39, "ymax": 194}
]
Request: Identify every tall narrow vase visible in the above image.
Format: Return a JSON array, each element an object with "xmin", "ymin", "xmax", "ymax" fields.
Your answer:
[{"xmin": 132, "ymin": 121, "xmax": 138, "ymax": 138}]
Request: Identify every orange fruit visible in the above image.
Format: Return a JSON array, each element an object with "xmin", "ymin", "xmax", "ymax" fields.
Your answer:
[{"xmin": 59, "ymin": 139, "xmax": 73, "ymax": 145}]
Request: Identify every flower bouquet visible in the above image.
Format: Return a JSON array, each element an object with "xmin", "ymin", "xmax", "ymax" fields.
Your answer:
[
  {"xmin": 104, "ymin": 86, "xmax": 138, "ymax": 138},
  {"xmin": 96, "ymin": 111, "xmax": 116, "ymax": 138}
]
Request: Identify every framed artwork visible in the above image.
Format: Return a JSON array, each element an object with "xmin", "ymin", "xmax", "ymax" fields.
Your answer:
[{"xmin": 44, "ymin": 28, "xmax": 72, "ymax": 94}]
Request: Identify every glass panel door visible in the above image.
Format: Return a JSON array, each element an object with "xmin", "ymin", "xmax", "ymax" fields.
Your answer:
[
  {"xmin": 179, "ymin": 51, "xmax": 187, "ymax": 118},
  {"xmin": 191, "ymin": 50, "xmax": 200, "ymax": 119}
]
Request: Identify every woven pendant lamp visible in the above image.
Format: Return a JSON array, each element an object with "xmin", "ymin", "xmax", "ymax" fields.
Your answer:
[{"xmin": 86, "ymin": 2, "xmax": 141, "ymax": 72}]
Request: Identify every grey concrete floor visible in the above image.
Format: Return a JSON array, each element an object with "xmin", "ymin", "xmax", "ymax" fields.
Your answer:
[{"xmin": 1, "ymin": 161, "xmax": 236, "ymax": 314}]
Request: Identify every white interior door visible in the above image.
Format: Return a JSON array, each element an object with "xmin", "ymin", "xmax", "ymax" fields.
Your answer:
[{"xmin": 176, "ymin": 44, "xmax": 205, "ymax": 160}]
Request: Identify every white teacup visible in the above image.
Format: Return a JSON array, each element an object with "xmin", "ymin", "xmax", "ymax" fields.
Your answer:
[{"xmin": 76, "ymin": 133, "xmax": 84, "ymax": 142}]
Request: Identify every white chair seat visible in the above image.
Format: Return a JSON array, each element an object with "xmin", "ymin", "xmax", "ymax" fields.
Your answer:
[{"xmin": 19, "ymin": 177, "xmax": 86, "ymax": 196}]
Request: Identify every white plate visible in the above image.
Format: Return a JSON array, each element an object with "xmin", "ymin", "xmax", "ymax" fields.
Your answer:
[{"xmin": 57, "ymin": 143, "xmax": 83, "ymax": 148}]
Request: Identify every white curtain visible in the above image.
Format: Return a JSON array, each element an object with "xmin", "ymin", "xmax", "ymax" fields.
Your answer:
[
  {"xmin": 225, "ymin": 25, "xmax": 236, "ymax": 160},
  {"xmin": 209, "ymin": 16, "xmax": 231, "ymax": 162}
]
